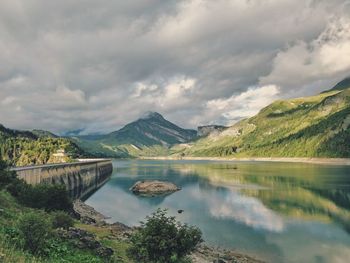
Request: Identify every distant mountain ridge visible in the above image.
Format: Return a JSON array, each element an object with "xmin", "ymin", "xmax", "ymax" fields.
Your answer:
[
  {"xmin": 321, "ymin": 77, "xmax": 350, "ymax": 93},
  {"xmin": 106, "ymin": 112, "xmax": 197, "ymax": 146},
  {"xmin": 4, "ymin": 77, "xmax": 350, "ymax": 161},
  {"xmin": 329, "ymin": 77, "xmax": 350, "ymax": 92},
  {"xmin": 73, "ymin": 112, "xmax": 197, "ymax": 157}
]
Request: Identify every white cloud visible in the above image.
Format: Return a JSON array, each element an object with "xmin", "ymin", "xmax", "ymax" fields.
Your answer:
[
  {"xmin": 205, "ymin": 85, "xmax": 280, "ymax": 125},
  {"xmin": 55, "ymin": 86, "xmax": 87, "ymax": 106},
  {"xmin": 1, "ymin": 96, "xmax": 17, "ymax": 106},
  {"xmin": 260, "ymin": 16, "xmax": 350, "ymax": 95},
  {"xmin": 130, "ymin": 76, "xmax": 197, "ymax": 109}
]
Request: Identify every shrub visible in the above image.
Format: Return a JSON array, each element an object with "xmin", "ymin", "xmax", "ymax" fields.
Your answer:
[
  {"xmin": 0, "ymin": 160, "xmax": 72, "ymax": 212},
  {"xmin": 0, "ymin": 170, "xmax": 16, "ymax": 190},
  {"xmin": 0, "ymin": 159, "xmax": 8, "ymax": 170},
  {"xmin": 18, "ymin": 184, "xmax": 73, "ymax": 212},
  {"xmin": 0, "ymin": 160, "xmax": 17, "ymax": 189},
  {"xmin": 127, "ymin": 209, "xmax": 203, "ymax": 263},
  {"xmin": 6, "ymin": 178, "xmax": 28, "ymax": 197},
  {"xmin": 51, "ymin": 211, "xmax": 74, "ymax": 230},
  {"xmin": 17, "ymin": 212, "xmax": 52, "ymax": 255}
]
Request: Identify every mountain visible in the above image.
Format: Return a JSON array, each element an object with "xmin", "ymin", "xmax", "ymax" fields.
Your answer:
[
  {"xmin": 174, "ymin": 78, "xmax": 350, "ymax": 158},
  {"xmin": 0, "ymin": 124, "xmax": 85, "ymax": 166},
  {"xmin": 31, "ymin": 129, "xmax": 58, "ymax": 138},
  {"xmin": 197, "ymin": 125, "xmax": 227, "ymax": 137},
  {"xmin": 74, "ymin": 112, "xmax": 197, "ymax": 157},
  {"xmin": 328, "ymin": 77, "xmax": 350, "ymax": 92},
  {"xmin": 61, "ymin": 128, "xmax": 86, "ymax": 137},
  {"xmin": 0, "ymin": 124, "xmax": 37, "ymax": 140}
]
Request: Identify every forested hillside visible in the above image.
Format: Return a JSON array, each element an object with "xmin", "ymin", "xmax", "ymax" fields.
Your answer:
[{"xmin": 0, "ymin": 124, "xmax": 85, "ymax": 166}]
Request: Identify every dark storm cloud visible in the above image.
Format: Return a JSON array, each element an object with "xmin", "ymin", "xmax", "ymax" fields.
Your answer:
[{"xmin": 0, "ymin": 0, "xmax": 349, "ymax": 134}]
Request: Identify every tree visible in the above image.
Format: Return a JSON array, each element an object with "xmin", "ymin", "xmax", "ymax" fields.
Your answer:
[
  {"xmin": 18, "ymin": 184, "xmax": 73, "ymax": 212},
  {"xmin": 0, "ymin": 160, "xmax": 17, "ymax": 189},
  {"xmin": 128, "ymin": 209, "xmax": 203, "ymax": 263}
]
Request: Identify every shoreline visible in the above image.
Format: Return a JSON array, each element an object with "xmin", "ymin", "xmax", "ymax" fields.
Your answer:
[
  {"xmin": 73, "ymin": 200, "xmax": 265, "ymax": 263},
  {"xmin": 140, "ymin": 156, "xmax": 350, "ymax": 166}
]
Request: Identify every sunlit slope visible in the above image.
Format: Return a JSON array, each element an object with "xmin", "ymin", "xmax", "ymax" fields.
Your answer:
[{"xmin": 179, "ymin": 85, "xmax": 350, "ymax": 157}]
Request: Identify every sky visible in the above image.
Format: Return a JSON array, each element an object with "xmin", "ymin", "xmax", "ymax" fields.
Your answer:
[{"xmin": 0, "ymin": 0, "xmax": 350, "ymax": 134}]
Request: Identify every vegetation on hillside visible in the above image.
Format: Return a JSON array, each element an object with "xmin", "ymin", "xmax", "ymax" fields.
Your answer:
[
  {"xmin": 0, "ymin": 161, "xmax": 107, "ymax": 262},
  {"xmin": 0, "ymin": 125, "xmax": 86, "ymax": 166},
  {"xmin": 176, "ymin": 84, "xmax": 350, "ymax": 158}
]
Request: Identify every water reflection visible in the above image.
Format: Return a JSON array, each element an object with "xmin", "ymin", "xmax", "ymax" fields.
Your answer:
[
  {"xmin": 206, "ymin": 191, "xmax": 285, "ymax": 232},
  {"xmin": 86, "ymin": 160, "xmax": 350, "ymax": 263}
]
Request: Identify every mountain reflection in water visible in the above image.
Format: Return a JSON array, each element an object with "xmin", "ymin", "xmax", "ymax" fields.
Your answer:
[{"xmin": 86, "ymin": 160, "xmax": 350, "ymax": 263}]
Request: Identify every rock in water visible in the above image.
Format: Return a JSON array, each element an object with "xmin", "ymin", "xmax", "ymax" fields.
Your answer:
[{"xmin": 130, "ymin": 180, "xmax": 181, "ymax": 196}]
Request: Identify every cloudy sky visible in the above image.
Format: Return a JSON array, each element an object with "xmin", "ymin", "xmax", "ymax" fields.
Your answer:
[{"xmin": 0, "ymin": 0, "xmax": 350, "ymax": 134}]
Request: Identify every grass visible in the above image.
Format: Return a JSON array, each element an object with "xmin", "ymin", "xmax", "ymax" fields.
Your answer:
[
  {"xmin": 0, "ymin": 190, "xmax": 132, "ymax": 263},
  {"xmin": 76, "ymin": 223, "xmax": 131, "ymax": 262},
  {"xmin": 178, "ymin": 88, "xmax": 350, "ymax": 158},
  {"xmin": 0, "ymin": 237, "xmax": 40, "ymax": 263}
]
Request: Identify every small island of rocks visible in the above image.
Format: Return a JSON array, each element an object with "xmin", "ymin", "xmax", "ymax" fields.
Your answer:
[{"xmin": 130, "ymin": 180, "xmax": 181, "ymax": 196}]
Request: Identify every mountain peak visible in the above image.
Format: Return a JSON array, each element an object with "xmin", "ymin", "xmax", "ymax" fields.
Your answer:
[
  {"xmin": 103, "ymin": 111, "xmax": 197, "ymax": 149},
  {"xmin": 140, "ymin": 112, "xmax": 164, "ymax": 120}
]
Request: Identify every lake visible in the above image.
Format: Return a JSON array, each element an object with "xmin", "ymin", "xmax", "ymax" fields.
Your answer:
[{"xmin": 85, "ymin": 159, "xmax": 350, "ymax": 263}]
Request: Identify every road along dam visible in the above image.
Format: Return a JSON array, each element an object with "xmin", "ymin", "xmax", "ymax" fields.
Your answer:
[{"xmin": 11, "ymin": 159, "xmax": 113, "ymax": 199}]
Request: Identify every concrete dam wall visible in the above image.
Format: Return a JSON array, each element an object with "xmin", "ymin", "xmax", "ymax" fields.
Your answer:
[{"xmin": 11, "ymin": 159, "xmax": 113, "ymax": 199}]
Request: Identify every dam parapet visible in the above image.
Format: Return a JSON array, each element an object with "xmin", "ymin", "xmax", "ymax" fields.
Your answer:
[{"xmin": 11, "ymin": 159, "xmax": 113, "ymax": 199}]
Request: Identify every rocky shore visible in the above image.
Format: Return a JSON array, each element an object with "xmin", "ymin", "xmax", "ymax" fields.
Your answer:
[
  {"xmin": 72, "ymin": 200, "xmax": 264, "ymax": 263},
  {"xmin": 142, "ymin": 156, "xmax": 350, "ymax": 166}
]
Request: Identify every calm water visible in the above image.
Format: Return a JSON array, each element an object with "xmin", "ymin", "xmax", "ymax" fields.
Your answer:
[{"xmin": 85, "ymin": 160, "xmax": 350, "ymax": 263}]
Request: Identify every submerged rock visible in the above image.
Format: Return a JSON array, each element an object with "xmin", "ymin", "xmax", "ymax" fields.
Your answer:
[{"xmin": 130, "ymin": 180, "xmax": 181, "ymax": 196}]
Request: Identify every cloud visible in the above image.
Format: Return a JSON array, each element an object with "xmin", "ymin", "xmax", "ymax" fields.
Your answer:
[
  {"xmin": 54, "ymin": 86, "xmax": 87, "ymax": 108},
  {"xmin": 260, "ymin": 15, "xmax": 350, "ymax": 96},
  {"xmin": 208, "ymin": 191, "xmax": 285, "ymax": 232},
  {"xmin": 0, "ymin": 0, "xmax": 348, "ymax": 133},
  {"xmin": 202, "ymin": 85, "xmax": 280, "ymax": 125},
  {"xmin": 1, "ymin": 96, "xmax": 17, "ymax": 106}
]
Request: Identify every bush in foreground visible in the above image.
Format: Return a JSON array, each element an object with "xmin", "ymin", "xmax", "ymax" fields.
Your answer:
[
  {"xmin": 128, "ymin": 209, "xmax": 203, "ymax": 263},
  {"xmin": 17, "ymin": 212, "xmax": 52, "ymax": 255},
  {"xmin": 51, "ymin": 211, "xmax": 74, "ymax": 230}
]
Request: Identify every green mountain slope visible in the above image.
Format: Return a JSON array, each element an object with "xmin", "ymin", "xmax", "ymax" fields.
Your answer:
[
  {"xmin": 74, "ymin": 112, "xmax": 197, "ymax": 157},
  {"xmin": 0, "ymin": 124, "xmax": 85, "ymax": 166},
  {"xmin": 325, "ymin": 77, "xmax": 350, "ymax": 92},
  {"xmin": 176, "ymin": 80, "xmax": 350, "ymax": 158},
  {"xmin": 31, "ymin": 129, "xmax": 59, "ymax": 138}
]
